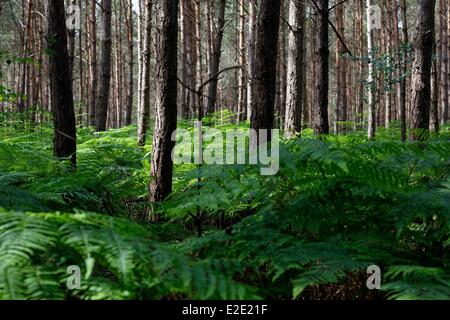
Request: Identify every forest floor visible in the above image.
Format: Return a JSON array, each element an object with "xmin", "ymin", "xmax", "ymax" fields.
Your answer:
[{"xmin": 0, "ymin": 118, "xmax": 449, "ymax": 300}]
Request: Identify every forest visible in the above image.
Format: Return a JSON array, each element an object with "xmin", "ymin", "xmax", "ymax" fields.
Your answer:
[{"xmin": 0, "ymin": 0, "xmax": 449, "ymax": 301}]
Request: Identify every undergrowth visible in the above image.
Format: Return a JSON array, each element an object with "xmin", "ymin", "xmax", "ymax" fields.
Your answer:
[{"xmin": 0, "ymin": 120, "xmax": 449, "ymax": 300}]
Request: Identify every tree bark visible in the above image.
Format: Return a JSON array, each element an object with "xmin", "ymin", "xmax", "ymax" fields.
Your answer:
[
  {"xmin": 66, "ymin": 0, "xmax": 76, "ymax": 84},
  {"xmin": 355, "ymin": 0, "xmax": 365, "ymax": 131},
  {"xmin": 95, "ymin": 0, "xmax": 113, "ymax": 132},
  {"xmin": 313, "ymin": 0, "xmax": 330, "ymax": 135},
  {"xmin": 410, "ymin": 0, "xmax": 435, "ymax": 141},
  {"xmin": 400, "ymin": 0, "xmax": 409, "ymax": 141},
  {"xmin": 89, "ymin": 0, "xmax": 98, "ymax": 127},
  {"xmin": 392, "ymin": 0, "xmax": 401, "ymax": 126},
  {"xmin": 237, "ymin": 0, "xmax": 247, "ymax": 122},
  {"xmin": 434, "ymin": 0, "xmax": 447, "ymax": 132},
  {"xmin": 431, "ymin": 40, "xmax": 439, "ymax": 133},
  {"xmin": 47, "ymin": 0, "xmax": 77, "ymax": 167},
  {"xmin": 149, "ymin": 0, "xmax": 179, "ymax": 212},
  {"xmin": 125, "ymin": 0, "xmax": 134, "ymax": 125},
  {"xmin": 250, "ymin": 0, "xmax": 281, "ymax": 137},
  {"xmin": 206, "ymin": 0, "xmax": 227, "ymax": 115},
  {"xmin": 137, "ymin": 0, "xmax": 152, "ymax": 146},
  {"xmin": 335, "ymin": 0, "xmax": 347, "ymax": 134},
  {"xmin": 284, "ymin": 0, "xmax": 305, "ymax": 137},
  {"xmin": 442, "ymin": 0, "xmax": 450, "ymax": 125},
  {"xmin": 246, "ymin": 0, "xmax": 257, "ymax": 122},
  {"xmin": 366, "ymin": 0, "xmax": 376, "ymax": 139},
  {"xmin": 275, "ymin": 0, "xmax": 287, "ymax": 129}
]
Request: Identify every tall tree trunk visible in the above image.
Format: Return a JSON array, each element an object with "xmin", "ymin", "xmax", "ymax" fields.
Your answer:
[
  {"xmin": 434, "ymin": 0, "xmax": 447, "ymax": 132},
  {"xmin": 275, "ymin": 0, "xmax": 287, "ymax": 129},
  {"xmin": 237, "ymin": 0, "xmax": 247, "ymax": 122},
  {"xmin": 442, "ymin": 0, "xmax": 450, "ymax": 125},
  {"xmin": 410, "ymin": 0, "xmax": 435, "ymax": 141},
  {"xmin": 89, "ymin": 0, "xmax": 98, "ymax": 127},
  {"xmin": 366, "ymin": 0, "xmax": 376, "ymax": 139},
  {"xmin": 96, "ymin": 0, "xmax": 113, "ymax": 131},
  {"xmin": 137, "ymin": 0, "xmax": 143, "ymax": 122},
  {"xmin": 47, "ymin": 0, "xmax": 77, "ymax": 166},
  {"xmin": 313, "ymin": 0, "xmax": 330, "ymax": 135},
  {"xmin": 194, "ymin": 0, "xmax": 203, "ymax": 114},
  {"xmin": 335, "ymin": 1, "xmax": 347, "ymax": 134},
  {"xmin": 392, "ymin": 0, "xmax": 401, "ymax": 125},
  {"xmin": 400, "ymin": 0, "xmax": 409, "ymax": 141},
  {"xmin": 250, "ymin": 0, "xmax": 281, "ymax": 136},
  {"xmin": 137, "ymin": 0, "xmax": 152, "ymax": 146},
  {"xmin": 180, "ymin": 0, "xmax": 189, "ymax": 118},
  {"xmin": 431, "ymin": 41, "xmax": 439, "ymax": 133},
  {"xmin": 384, "ymin": 0, "xmax": 393, "ymax": 128},
  {"xmin": 246, "ymin": 0, "xmax": 257, "ymax": 122},
  {"xmin": 112, "ymin": 0, "xmax": 122, "ymax": 128},
  {"xmin": 206, "ymin": 0, "xmax": 227, "ymax": 115},
  {"xmin": 356, "ymin": 0, "xmax": 365, "ymax": 131},
  {"xmin": 285, "ymin": 0, "xmax": 305, "ymax": 137},
  {"xmin": 125, "ymin": 0, "xmax": 134, "ymax": 125},
  {"xmin": 78, "ymin": 0, "xmax": 84, "ymax": 126},
  {"xmin": 149, "ymin": 0, "xmax": 179, "ymax": 214}
]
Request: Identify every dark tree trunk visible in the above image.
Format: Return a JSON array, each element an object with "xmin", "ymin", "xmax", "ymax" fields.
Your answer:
[
  {"xmin": 206, "ymin": 0, "xmax": 227, "ymax": 115},
  {"xmin": 149, "ymin": 0, "xmax": 179, "ymax": 215},
  {"xmin": 400, "ymin": 0, "xmax": 409, "ymax": 142},
  {"xmin": 95, "ymin": 0, "xmax": 113, "ymax": 132},
  {"xmin": 89, "ymin": 0, "xmax": 97, "ymax": 127},
  {"xmin": 125, "ymin": 0, "xmax": 134, "ymax": 126},
  {"xmin": 250, "ymin": 0, "xmax": 281, "ymax": 136},
  {"xmin": 47, "ymin": 0, "xmax": 77, "ymax": 166},
  {"xmin": 284, "ymin": 0, "xmax": 305, "ymax": 137},
  {"xmin": 431, "ymin": 39, "xmax": 439, "ymax": 133},
  {"xmin": 410, "ymin": 0, "xmax": 435, "ymax": 141},
  {"xmin": 313, "ymin": 0, "xmax": 330, "ymax": 135}
]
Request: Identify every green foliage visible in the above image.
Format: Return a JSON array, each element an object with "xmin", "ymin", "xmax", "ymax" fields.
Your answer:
[
  {"xmin": 0, "ymin": 210, "xmax": 258, "ymax": 300},
  {"xmin": 0, "ymin": 124, "xmax": 449, "ymax": 300}
]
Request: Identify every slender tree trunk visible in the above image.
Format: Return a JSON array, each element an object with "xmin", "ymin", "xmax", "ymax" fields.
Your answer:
[
  {"xmin": 124, "ymin": 0, "xmax": 134, "ymax": 125},
  {"xmin": 89, "ymin": 0, "xmax": 98, "ymax": 127},
  {"xmin": 180, "ymin": 0, "xmax": 189, "ymax": 118},
  {"xmin": 431, "ymin": 41, "xmax": 439, "ymax": 133},
  {"xmin": 335, "ymin": 1, "xmax": 347, "ymax": 134},
  {"xmin": 250, "ymin": 0, "xmax": 281, "ymax": 137},
  {"xmin": 392, "ymin": 0, "xmax": 401, "ymax": 125},
  {"xmin": 78, "ymin": 0, "xmax": 84, "ymax": 126},
  {"xmin": 66, "ymin": 0, "xmax": 76, "ymax": 83},
  {"xmin": 137, "ymin": 0, "xmax": 143, "ymax": 121},
  {"xmin": 206, "ymin": 0, "xmax": 227, "ymax": 115},
  {"xmin": 246, "ymin": 0, "xmax": 258, "ymax": 122},
  {"xmin": 442, "ymin": 0, "xmax": 450, "ymax": 125},
  {"xmin": 410, "ymin": 0, "xmax": 435, "ymax": 141},
  {"xmin": 95, "ymin": 0, "xmax": 112, "ymax": 131},
  {"xmin": 434, "ymin": 0, "xmax": 447, "ymax": 132},
  {"xmin": 400, "ymin": 0, "xmax": 409, "ymax": 141},
  {"xmin": 137, "ymin": 0, "xmax": 152, "ymax": 146},
  {"xmin": 237, "ymin": 0, "xmax": 247, "ymax": 122},
  {"xmin": 275, "ymin": 0, "xmax": 287, "ymax": 129},
  {"xmin": 47, "ymin": 0, "xmax": 77, "ymax": 166},
  {"xmin": 285, "ymin": 0, "xmax": 305, "ymax": 137},
  {"xmin": 194, "ymin": 0, "xmax": 203, "ymax": 114},
  {"xmin": 313, "ymin": 0, "xmax": 330, "ymax": 135},
  {"xmin": 149, "ymin": 0, "xmax": 179, "ymax": 215},
  {"xmin": 356, "ymin": 0, "xmax": 365, "ymax": 131},
  {"xmin": 366, "ymin": 0, "xmax": 376, "ymax": 139},
  {"xmin": 384, "ymin": 0, "xmax": 393, "ymax": 128}
]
